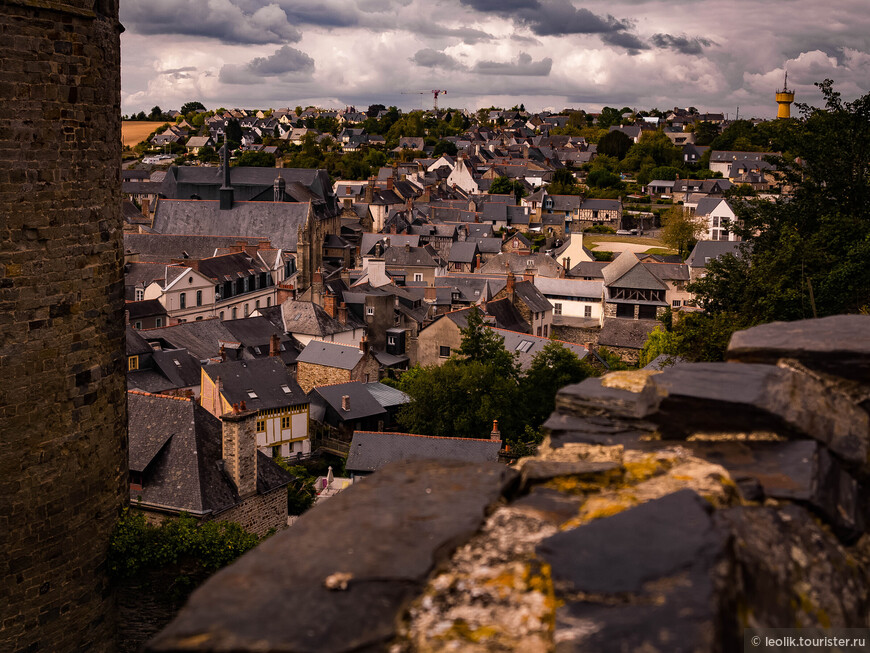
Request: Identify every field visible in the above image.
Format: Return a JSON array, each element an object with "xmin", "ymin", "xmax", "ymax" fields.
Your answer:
[{"xmin": 121, "ymin": 121, "xmax": 166, "ymax": 147}]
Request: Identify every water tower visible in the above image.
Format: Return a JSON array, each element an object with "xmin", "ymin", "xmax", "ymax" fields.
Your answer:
[{"xmin": 775, "ymin": 70, "xmax": 795, "ymax": 119}]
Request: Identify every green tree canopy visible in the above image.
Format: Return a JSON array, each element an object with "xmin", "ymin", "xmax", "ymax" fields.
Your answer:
[
  {"xmin": 660, "ymin": 205, "xmax": 704, "ymax": 258},
  {"xmin": 520, "ymin": 342, "xmax": 592, "ymax": 428},
  {"xmin": 234, "ymin": 151, "xmax": 276, "ymax": 167},
  {"xmin": 181, "ymin": 101, "xmax": 206, "ymax": 115},
  {"xmin": 691, "ymin": 80, "xmax": 870, "ymax": 321},
  {"xmin": 597, "ymin": 129, "xmax": 633, "ymax": 159}
]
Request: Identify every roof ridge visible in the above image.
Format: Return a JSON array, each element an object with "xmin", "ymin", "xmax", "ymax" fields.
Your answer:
[
  {"xmin": 353, "ymin": 430, "xmax": 498, "ymax": 443},
  {"xmin": 127, "ymin": 389, "xmax": 193, "ymax": 402}
]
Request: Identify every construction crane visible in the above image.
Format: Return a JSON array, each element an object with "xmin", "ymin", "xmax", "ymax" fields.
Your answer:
[{"xmin": 400, "ymin": 89, "xmax": 448, "ymax": 112}]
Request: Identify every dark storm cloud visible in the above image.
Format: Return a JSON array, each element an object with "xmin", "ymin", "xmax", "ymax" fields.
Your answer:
[
  {"xmin": 122, "ymin": 0, "xmax": 302, "ymax": 45},
  {"xmin": 219, "ymin": 45, "xmax": 314, "ymax": 84},
  {"xmin": 272, "ymin": 0, "xmax": 361, "ymax": 27},
  {"xmin": 411, "ymin": 48, "xmax": 466, "ymax": 70},
  {"xmin": 460, "ymin": 0, "xmax": 645, "ymax": 53},
  {"xmin": 475, "ymin": 52, "xmax": 552, "ymax": 76},
  {"xmin": 650, "ymin": 33, "xmax": 713, "ymax": 55}
]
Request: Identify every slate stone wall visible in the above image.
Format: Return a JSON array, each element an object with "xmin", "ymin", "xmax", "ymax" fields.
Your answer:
[
  {"xmin": 0, "ymin": 3, "xmax": 126, "ymax": 652},
  {"xmin": 218, "ymin": 488, "xmax": 288, "ymax": 537},
  {"xmin": 296, "ymin": 361, "xmax": 351, "ymax": 393},
  {"xmin": 147, "ymin": 316, "xmax": 870, "ymax": 653}
]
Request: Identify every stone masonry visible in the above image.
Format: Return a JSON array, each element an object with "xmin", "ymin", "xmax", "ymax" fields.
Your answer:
[
  {"xmin": 0, "ymin": 1, "xmax": 126, "ymax": 652},
  {"xmin": 148, "ymin": 316, "xmax": 870, "ymax": 652}
]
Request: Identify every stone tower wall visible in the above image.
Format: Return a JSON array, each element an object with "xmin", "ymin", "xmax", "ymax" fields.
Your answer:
[{"xmin": 0, "ymin": 1, "xmax": 127, "ymax": 651}]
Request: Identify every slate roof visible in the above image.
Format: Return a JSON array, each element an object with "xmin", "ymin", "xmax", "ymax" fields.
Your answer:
[
  {"xmin": 127, "ymin": 299, "xmax": 167, "ymax": 320},
  {"xmin": 312, "ymin": 382, "xmax": 387, "ymax": 420},
  {"xmin": 383, "ymin": 244, "xmax": 443, "ymax": 268},
  {"xmin": 448, "ymin": 241, "xmax": 479, "ymax": 264},
  {"xmin": 686, "ymin": 241, "xmax": 744, "ymax": 268},
  {"xmin": 598, "ymin": 318, "xmax": 661, "ymax": 350},
  {"xmin": 492, "ymin": 327, "xmax": 588, "ymax": 370},
  {"xmin": 124, "ymin": 234, "xmax": 272, "ymax": 264},
  {"xmin": 152, "ymin": 200, "xmax": 310, "ymax": 252},
  {"xmin": 533, "ymin": 276, "xmax": 603, "ymax": 300},
  {"xmin": 202, "ymin": 358, "xmax": 306, "ymax": 410},
  {"xmin": 363, "ymin": 382, "xmax": 411, "ymax": 409},
  {"xmin": 195, "ymin": 252, "xmax": 269, "ymax": 281},
  {"xmin": 141, "ymin": 318, "xmax": 241, "ymax": 361},
  {"xmin": 346, "ymin": 431, "xmax": 501, "ymax": 473},
  {"xmin": 360, "ymin": 233, "xmax": 419, "ymax": 256},
  {"xmin": 127, "ymin": 325, "xmax": 155, "ymax": 356},
  {"xmin": 281, "ymin": 301, "xmax": 364, "ymax": 337},
  {"xmin": 127, "ymin": 392, "xmax": 291, "ymax": 514},
  {"xmin": 513, "ymin": 280, "xmax": 553, "ymax": 313},
  {"xmin": 568, "ymin": 261, "xmax": 608, "ymax": 279},
  {"xmin": 296, "ymin": 340, "xmax": 363, "ymax": 370},
  {"xmin": 580, "ymin": 199, "xmax": 621, "ymax": 211},
  {"xmin": 694, "ymin": 197, "xmax": 730, "ymax": 217},
  {"xmin": 484, "ymin": 298, "xmax": 529, "ymax": 333}
]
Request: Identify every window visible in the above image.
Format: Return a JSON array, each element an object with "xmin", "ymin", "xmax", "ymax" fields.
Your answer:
[
  {"xmin": 196, "ymin": 290, "xmax": 202, "ymax": 306},
  {"xmin": 439, "ymin": 345, "xmax": 450, "ymax": 358},
  {"xmin": 388, "ymin": 336, "xmax": 396, "ymax": 346},
  {"xmin": 536, "ymin": 326, "xmax": 542, "ymax": 336},
  {"xmin": 179, "ymin": 292, "xmax": 186, "ymax": 309},
  {"xmin": 366, "ymin": 306, "xmax": 374, "ymax": 315},
  {"xmin": 247, "ymin": 390, "xmax": 258, "ymax": 399},
  {"xmin": 244, "ymin": 303, "xmax": 249, "ymax": 316},
  {"xmin": 272, "ymin": 445, "xmax": 281, "ymax": 458},
  {"xmin": 672, "ymin": 300, "xmax": 682, "ymax": 307},
  {"xmin": 128, "ymin": 356, "xmax": 138, "ymax": 371},
  {"xmin": 219, "ymin": 311, "xmax": 224, "ymax": 320},
  {"xmin": 156, "ymin": 317, "xmax": 163, "ymax": 327},
  {"xmin": 281, "ymin": 415, "xmax": 291, "ymax": 429},
  {"xmin": 281, "ymin": 384, "xmax": 292, "ymax": 394},
  {"xmin": 256, "ymin": 419, "xmax": 265, "ymax": 432},
  {"xmin": 134, "ymin": 288, "xmax": 144, "ymax": 301},
  {"xmin": 413, "ymin": 273, "xmax": 423, "ymax": 282},
  {"xmin": 266, "ymin": 297, "xmax": 271, "ymax": 307},
  {"xmin": 516, "ymin": 340, "xmax": 534, "ymax": 353},
  {"xmin": 134, "ymin": 321, "xmax": 142, "ymax": 329},
  {"xmin": 584, "ymin": 305, "xmax": 592, "ymax": 318},
  {"xmin": 255, "ymin": 300, "xmax": 260, "ymax": 310}
]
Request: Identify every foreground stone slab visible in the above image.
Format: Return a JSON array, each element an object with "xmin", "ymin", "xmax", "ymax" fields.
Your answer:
[
  {"xmin": 147, "ymin": 460, "xmax": 517, "ymax": 653},
  {"xmin": 727, "ymin": 315, "xmax": 870, "ymax": 382},
  {"xmin": 650, "ymin": 363, "xmax": 869, "ymax": 468}
]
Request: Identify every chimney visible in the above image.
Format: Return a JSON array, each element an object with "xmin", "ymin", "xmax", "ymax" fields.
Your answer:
[
  {"xmin": 258, "ymin": 238, "xmax": 272, "ymax": 251},
  {"xmin": 219, "ymin": 344, "xmax": 227, "ymax": 362},
  {"xmin": 220, "ymin": 403, "xmax": 259, "ymax": 498},
  {"xmin": 424, "ymin": 284, "xmax": 437, "ymax": 303},
  {"xmin": 341, "ymin": 395, "xmax": 350, "ymax": 411},
  {"xmin": 323, "ymin": 291, "xmax": 337, "ymax": 318},
  {"xmin": 269, "ymin": 333, "xmax": 280, "ymax": 357},
  {"xmin": 506, "ymin": 270, "xmax": 516, "ymax": 299},
  {"xmin": 386, "ymin": 176, "xmax": 393, "ymax": 191},
  {"xmin": 524, "ymin": 266, "xmax": 536, "ymax": 283},
  {"xmin": 340, "ymin": 267, "xmax": 350, "ymax": 285},
  {"xmin": 338, "ymin": 302, "xmax": 348, "ymax": 325},
  {"xmin": 404, "ymin": 242, "xmax": 411, "ymax": 253},
  {"xmin": 140, "ymin": 197, "xmax": 150, "ymax": 217},
  {"xmin": 365, "ymin": 178, "xmax": 375, "ymax": 203},
  {"xmin": 475, "ymin": 253, "xmax": 481, "ymax": 270},
  {"xmin": 124, "ymin": 309, "xmax": 130, "ymax": 325},
  {"xmin": 359, "ymin": 335, "xmax": 369, "ymax": 355},
  {"xmin": 276, "ymin": 282, "xmax": 295, "ymax": 305},
  {"xmin": 312, "ymin": 268, "xmax": 324, "ymax": 304},
  {"xmin": 219, "ymin": 143, "xmax": 234, "ymax": 210},
  {"xmin": 490, "ymin": 419, "xmax": 501, "ymax": 443}
]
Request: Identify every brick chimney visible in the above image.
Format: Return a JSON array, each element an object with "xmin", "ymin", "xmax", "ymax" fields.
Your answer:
[
  {"xmin": 506, "ymin": 270, "xmax": 516, "ymax": 300},
  {"xmin": 341, "ymin": 395, "xmax": 350, "ymax": 411},
  {"xmin": 386, "ymin": 176, "xmax": 393, "ymax": 191},
  {"xmin": 359, "ymin": 335, "xmax": 369, "ymax": 355},
  {"xmin": 365, "ymin": 178, "xmax": 375, "ymax": 203},
  {"xmin": 141, "ymin": 197, "xmax": 150, "ymax": 217},
  {"xmin": 220, "ymin": 403, "xmax": 258, "ymax": 498},
  {"xmin": 276, "ymin": 282, "xmax": 295, "ymax": 305},
  {"xmin": 269, "ymin": 333, "xmax": 280, "ymax": 357},
  {"xmin": 524, "ymin": 265, "xmax": 536, "ymax": 283},
  {"xmin": 475, "ymin": 253, "xmax": 481, "ymax": 270},
  {"xmin": 490, "ymin": 419, "xmax": 501, "ymax": 443},
  {"xmin": 424, "ymin": 284, "xmax": 437, "ymax": 303},
  {"xmin": 219, "ymin": 344, "xmax": 227, "ymax": 362},
  {"xmin": 338, "ymin": 302, "xmax": 348, "ymax": 325},
  {"xmin": 323, "ymin": 291, "xmax": 337, "ymax": 318}
]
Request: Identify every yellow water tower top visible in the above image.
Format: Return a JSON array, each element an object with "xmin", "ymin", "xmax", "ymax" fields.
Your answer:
[{"xmin": 775, "ymin": 70, "xmax": 794, "ymax": 119}]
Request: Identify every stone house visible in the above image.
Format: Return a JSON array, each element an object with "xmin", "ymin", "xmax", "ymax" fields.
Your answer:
[
  {"xmin": 490, "ymin": 271, "xmax": 554, "ymax": 337},
  {"xmin": 200, "ymin": 356, "xmax": 311, "ymax": 458},
  {"xmin": 143, "ymin": 251, "xmax": 279, "ymax": 323},
  {"xmin": 382, "ymin": 243, "xmax": 447, "ymax": 286},
  {"xmin": 575, "ymin": 199, "xmax": 623, "ymax": 230},
  {"xmin": 295, "ymin": 339, "xmax": 381, "ymax": 393},
  {"xmin": 127, "ymin": 391, "xmax": 291, "ymax": 537},
  {"xmin": 280, "ymin": 298, "xmax": 366, "ymax": 347}
]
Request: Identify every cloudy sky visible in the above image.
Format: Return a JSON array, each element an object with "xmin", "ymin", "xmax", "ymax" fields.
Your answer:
[{"xmin": 121, "ymin": 0, "xmax": 870, "ymax": 118}]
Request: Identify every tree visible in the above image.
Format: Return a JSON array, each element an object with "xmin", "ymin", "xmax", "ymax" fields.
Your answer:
[
  {"xmin": 197, "ymin": 145, "xmax": 217, "ymax": 163},
  {"xmin": 586, "ymin": 168, "xmax": 622, "ymax": 189},
  {"xmin": 597, "ymin": 106, "xmax": 623, "ymax": 129},
  {"xmin": 597, "ymin": 129, "xmax": 632, "ymax": 159},
  {"xmin": 621, "ymin": 130, "xmax": 682, "ymax": 172},
  {"xmin": 272, "ymin": 459, "xmax": 316, "ymax": 515},
  {"xmin": 181, "ymin": 101, "xmax": 206, "ymax": 115},
  {"xmin": 433, "ymin": 140, "xmax": 458, "ymax": 156},
  {"xmin": 225, "ymin": 118, "xmax": 242, "ymax": 146},
  {"xmin": 457, "ymin": 306, "xmax": 519, "ymax": 379},
  {"xmin": 695, "ymin": 80, "xmax": 870, "ymax": 321},
  {"xmin": 660, "ymin": 205, "xmax": 704, "ymax": 258},
  {"xmin": 693, "ymin": 121, "xmax": 719, "ymax": 146},
  {"xmin": 520, "ymin": 341, "xmax": 592, "ymax": 429},
  {"xmin": 547, "ymin": 168, "xmax": 583, "ymax": 195},
  {"xmin": 490, "ymin": 175, "xmax": 527, "ymax": 202},
  {"xmin": 234, "ymin": 151, "xmax": 275, "ymax": 167}
]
